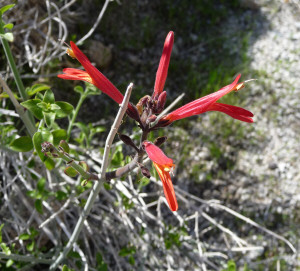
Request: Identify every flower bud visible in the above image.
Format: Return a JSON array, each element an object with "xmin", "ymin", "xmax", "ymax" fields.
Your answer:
[
  {"xmin": 118, "ymin": 134, "xmax": 139, "ymax": 151},
  {"xmin": 41, "ymin": 142, "xmax": 55, "ymax": 153},
  {"xmin": 140, "ymin": 166, "xmax": 151, "ymax": 179},
  {"xmin": 156, "ymin": 91, "xmax": 167, "ymax": 113},
  {"xmin": 126, "ymin": 103, "xmax": 141, "ymax": 123},
  {"xmin": 147, "ymin": 114, "xmax": 157, "ymax": 124},
  {"xmin": 154, "ymin": 136, "xmax": 167, "ymax": 147}
]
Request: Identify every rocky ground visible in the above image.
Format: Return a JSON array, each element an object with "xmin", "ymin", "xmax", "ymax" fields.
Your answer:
[
  {"xmin": 161, "ymin": 0, "xmax": 300, "ymax": 268},
  {"xmin": 204, "ymin": 0, "xmax": 300, "ymax": 266}
]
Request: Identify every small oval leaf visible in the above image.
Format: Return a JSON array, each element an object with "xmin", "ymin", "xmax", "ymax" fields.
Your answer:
[
  {"xmin": 35, "ymin": 199, "xmax": 43, "ymax": 214},
  {"xmin": 27, "ymin": 84, "xmax": 51, "ymax": 96},
  {"xmin": 52, "ymin": 129, "xmax": 67, "ymax": 146},
  {"xmin": 0, "ymin": 4, "xmax": 15, "ymax": 15},
  {"xmin": 55, "ymin": 102, "xmax": 74, "ymax": 118},
  {"xmin": 43, "ymin": 89, "xmax": 55, "ymax": 104},
  {"xmin": 4, "ymin": 23, "xmax": 14, "ymax": 30},
  {"xmin": 21, "ymin": 99, "xmax": 43, "ymax": 120},
  {"xmin": 79, "ymin": 161, "xmax": 89, "ymax": 171},
  {"xmin": 10, "ymin": 136, "xmax": 33, "ymax": 152},
  {"xmin": 64, "ymin": 166, "xmax": 78, "ymax": 177},
  {"xmin": 59, "ymin": 140, "xmax": 70, "ymax": 153}
]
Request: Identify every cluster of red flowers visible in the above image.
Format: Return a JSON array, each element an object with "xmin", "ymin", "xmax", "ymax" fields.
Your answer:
[{"xmin": 58, "ymin": 31, "xmax": 253, "ymax": 212}]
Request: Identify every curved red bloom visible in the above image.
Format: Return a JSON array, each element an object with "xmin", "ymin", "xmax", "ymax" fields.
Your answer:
[
  {"xmin": 160, "ymin": 74, "xmax": 253, "ymax": 125},
  {"xmin": 58, "ymin": 41, "xmax": 124, "ymax": 104},
  {"xmin": 143, "ymin": 141, "xmax": 178, "ymax": 211},
  {"xmin": 153, "ymin": 31, "xmax": 174, "ymax": 99}
]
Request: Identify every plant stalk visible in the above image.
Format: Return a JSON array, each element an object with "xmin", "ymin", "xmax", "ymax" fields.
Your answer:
[
  {"xmin": 49, "ymin": 83, "xmax": 133, "ymax": 270},
  {"xmin": 66, "ymin": 92, "xmax": 87, "ymax": 141},
  {"xmin": 0, "ymin": 76, "xmax": 36, "ymax": 136}
]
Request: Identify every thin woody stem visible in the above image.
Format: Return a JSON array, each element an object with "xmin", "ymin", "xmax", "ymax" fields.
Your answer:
[
  {"xmin": 49, "ymin": 83, "xmax": 133, "ymax": 271},
  {"xmin": 0, "ymin": 75, "xmax": 36, "ymax": 137},
  {"xmin": 0, "ymin": 20, "xmax": 27, "ymax": 101},
  {"xmin": 53, "ymin": 145, "xmax": 97, "ymax": 180},
  {"xmin": 0, "ymin": 252, "xmax": 52, "ymax": 265},
  {"xmin": 105, "ymin": 117, "xmax": 150, "ymax": 180},
  {"xmin": 66, "ymin": 92, "xmax": 87, "ymax": 141}
]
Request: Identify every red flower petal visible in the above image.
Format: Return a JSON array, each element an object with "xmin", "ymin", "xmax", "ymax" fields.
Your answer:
[
  {"xmin": 58, "ymin": 69, "xmax": 93, "ymax": 84},
  {"xmin": 207, "ymin": 103, "xmax": 254, "ymax": 123},
  {"xmin": 171, "ymin": 75, "xmax": 241, "ymax": 116},
  {"xmin": 58, "ymin": 42, "xmax": 123, "ymax": 104},
  {"xmin": 143, "ymin": 141, "xmax": 173, "ymax": 167},
  {"xmin": 153, "ymin": 31, "xmax": 174, "ymax": 98},
  {"xmin": 161, "ymin": 74, "xmax": 253, "ymax": 123},
  {"xmin": 153, "ymin": 163, "xmax": 178, "ymax": 212}
]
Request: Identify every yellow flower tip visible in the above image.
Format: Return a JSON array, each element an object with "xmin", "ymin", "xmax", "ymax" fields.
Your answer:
[
  {"xmin": 234, "ymin": 78, "xmax": 257, "ymax": 92},
  {"xmin": 66, "ymin": 48, "xmax": 76, "ymax": 59},
  {"xmin": 163, "ymin": 163, "xmax": 175, "ymax": 173},
  {"xmin": 234, "ymin": 83, "xmax": 245, "ymax": 92}
]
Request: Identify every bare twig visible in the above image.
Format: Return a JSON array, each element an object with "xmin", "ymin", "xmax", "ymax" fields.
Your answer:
[
  {"xmin": 0, "ymin": 76, "xmax": 36, "ymax": 136},
  {"xmin": 49, "ymin": 83, "xmax": 133, "ymax": 270}
]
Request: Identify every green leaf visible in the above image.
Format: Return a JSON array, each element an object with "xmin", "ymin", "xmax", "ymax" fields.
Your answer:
[
  {"xmin": 98, "ymin": 263, "xmax": 108, "ymax": 271},
  {"xmin": 44, "ymin": 112, "xmax": 56, "ymax": 127},
  {"xmin": 44, "ymin": 158, "xmax": 55, "ymax": 170},
  {"xmin": 35, "ymin": 199, "xmax": 43, "ymax": 214},
  {"xmin": 79, "ymin": 161, "xmax": 89, "ymax": 171},
  {"xmin": 3, "ymin": 23, "xmax": 14, "ymax": 30},
  {"xmin": 30, "ymin": 228, "xmax": 39, "ymax": 238},
  {"xmin": 64, "ymin": 166, "xmax": 78, "ymax": 177},
  {"xmin": 128, "ymin": 255, "xmax": 135, "ymax": 266},
  {"xmin": 62, "ymin": 265, "xmax": 74, "ymax": 271},
  {"xmin": 33, "ymin": 131, "xmax": 53, "ymax": 161},
  {"xmin": 27, "ymin": 84, "xmax": 51, "ymax": 96},
  {"xmin": 119, "ymin": 246, "xmax": 136, "ymax": 257},
  {"xmin": 37, "ymin": 178, "xmax": 46, "ymax": 193},
  {"xmin": 222, "ymin": 260, "xmax": 237, "ymax": 271},
  {"xmin": 138, "ymin": 177, "xmax": 150, "ymax": 188},
  {"xmin": 85, "ymin": 82, "xmax": 100, "ymax": 96},
  {"xmin": 74, "ymin": 122, "xmax": 88, "ymax": 136},
  {"xmin": 21, "ymin": 99, "xmax": 43, "ymax": 120},
  {"xmin": 103, "ymin": 183, "xmax": 111, "ymax": 190},
  {"xmin": 37, "ymin": 102, "xmax": 48, "ymax": 111},
  {"xmin": 9, "ymin": 136, "xmax": 33, "ymax": 152},
  {"xmin": 92, "ymin": 126, "xmax": 106, "ymax": 134},
  {"xmin": 0, "ymin": 4, "xmax": 15, "ymax": 15},
  {"xmin": 0, "ymin": 224, "xmax": 4, "ymax": 243},
  {"xmin": 19, "ymin": 233, "xmax": 30, "ymax": 240},
  {"xmin": 55, "ymin": 190, "xmax": 68, "ymax": 201},
  {"xmin": 0, "ymin": 33, "xmax": 14, "ymax": 42},
  {"xmin": 55, "ymin": 102, "xmax": 74, "ymax": 118},
  {"xmin": 35, "ymin": 92, "xmax": 44, "ymax": 100},
  {"xmin": 26, "ymin": 240, "xmax": 35, "ymax": 252},
  {"xmin": 6, "ymin": 259, "xmax": 14, "ymax": 268},
  {"xmin": 68, "ymin": 251, "xmax": 81, "ymax": 259},
  {"xmin": 74, "ymin": 85, "xmax": 84, "ymax": 94},
  {"xmin": 0, "ymin": 243, "xmax": 11, "ymax": 255},
  {"xmin": 52, "ymin": 129, "xmax": 67, "ymax": 146},
  {"xmin": 50, "ymin": 103, "xmax": 60, "ymax": 110},
  {"xmin": 81, "ymin": 180, "xmax": 88, "ymax": 186},
  {"xmin": 59, "ymin": 140, "xmax": 70, "ymax": 153},
  {"xmin": 43, "ymin": 89, "xmax": 55, "ymax": 104}
]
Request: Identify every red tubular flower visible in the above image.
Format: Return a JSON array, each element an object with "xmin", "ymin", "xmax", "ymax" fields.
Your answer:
[
  {"xmin": 58, "ymin": 41, "xmax": 124, "ymax": 104},
  {"xmin": 160, "ymin": 74, "xmax": 253, "ymax": 125},
  {"xmin": 143, "ymin": 141, "xmax": 178, "ymax": 212},
  {"xmin": 153, "ymin": 31, "xmax": 174, "ymax": 99}
]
